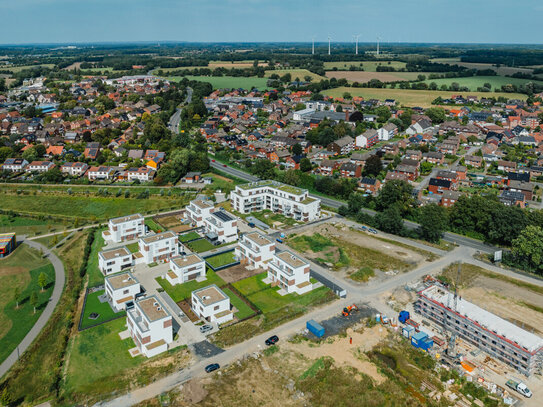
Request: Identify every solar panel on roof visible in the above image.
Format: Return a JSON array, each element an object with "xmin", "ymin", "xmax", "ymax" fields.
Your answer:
[{"xmin": 213, "ymin": 211, "xmax": 234, "ymax": 222}]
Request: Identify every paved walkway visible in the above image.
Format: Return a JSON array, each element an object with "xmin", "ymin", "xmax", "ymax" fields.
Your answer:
[{"xmin": 0, "ymin": 240, "xmax": 65, "ymax": 379}]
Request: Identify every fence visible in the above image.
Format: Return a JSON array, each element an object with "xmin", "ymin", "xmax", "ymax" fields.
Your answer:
[
  {"xmin": 203, "ymin": 248, "xmax": 240, "ymax": 272},
  {"xmin": 77, "ymin": 284, "xmax": 126, "ymax": 332},
  {"xmin": 310, "ymin": 269, "xmax": 347, "ymax": 298}
]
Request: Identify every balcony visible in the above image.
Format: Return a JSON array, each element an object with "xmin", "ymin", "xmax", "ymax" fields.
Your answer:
[{"xmin": 128, "ymin": 308, "xmax": 149, "ymax": 333}]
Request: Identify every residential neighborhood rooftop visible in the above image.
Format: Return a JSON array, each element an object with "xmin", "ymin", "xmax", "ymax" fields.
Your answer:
[
  {"xmin": 171, "ymin": 254, "xmax": 204, "ymax": 268},
  {"xmin": 99, "ymin": 246, "xmax": 131, "ymax": 261},
  {"xmin": 110, "ymin": 213, "xmax": 144, "ymax": 224},
  {"xmin": 106, "ymin": 272, "xmax": 139, "ymax": 290},
  {"xmin": 193, "ymin": 284, "xmax": 228, "ymax": 306},
  {"xmin": 136, "ymin": 296, "xmax": 170, "ymax": 322}
]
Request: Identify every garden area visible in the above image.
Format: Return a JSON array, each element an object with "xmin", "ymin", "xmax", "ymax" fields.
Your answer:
[
  {"xmin": 86, "ymin": 229, "xmax": 106, "ymax": 287},
  {"xmin": 79, "ymin": 289, "xmax": 126, "ymax": 330},
  {"xmin": 0, "ymin": 244, "xmax": 55, "ymax": 364},
  {"xmin": 156, "ymin": 267, "xmax": 226, "ymax": 302},
  {"xmin": 179, "ymin": 231, "xmax": 201, "ymax": 243},
  {"xmin": 204, "ymin": 250, "xmax": 238, "ymax": 270},
  {"xmin": 186, "ymin": 238, "xmax": 216, "ymax": 253}
]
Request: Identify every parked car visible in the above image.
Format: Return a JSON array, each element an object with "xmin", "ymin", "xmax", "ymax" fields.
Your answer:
[
  {"xmin": 223, "ymin": 164, "xmax": 227, "ymax": 167},
  {"xmin": 211, "ymin": 159, "xmax": 215, "ymax": 162},
  {"xmin": 200, "ymin": 324, "xmax": 213, "ymax": 333},
  {"xmin": 265, "ymin": 335, "xmax": 279, "ymax": 346},
  {"xmin": 205, "ymin": 363, "xmax": 220, "ymax": 373},
  {"xmin": 369, "ymin": 228, "xmax": 377, "ymax": 234},
  {"xmin": 360, "ymin": 226, "xmax": 367, "ymax": 231},
  {"xmin": 248, "ymin": 222, "xmax": 255, "ymax": 228}
]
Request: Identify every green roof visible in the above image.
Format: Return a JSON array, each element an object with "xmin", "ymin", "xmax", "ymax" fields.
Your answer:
[
  {"xmin": 302, "ymin": 197, "xmax": 316, "ymax": 204},
  {"xmin": 238, "ymin": 180, "xmax": 304, "ymax": 195}
]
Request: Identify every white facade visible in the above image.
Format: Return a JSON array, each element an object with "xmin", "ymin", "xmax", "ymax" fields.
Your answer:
[
  {"xmin": 87, "ymin": 166, "xmax": 115, "ymax": 180},
  {"xmin": 105, "ymin": 272, "xmax": 141, "ymax": 312},
  {"xmin": 98, "ymin": 246, "xmax": 134, "ymax": 276},
  {"xmin": 230, "ymin": 180, "xmax": 320, "ymax": 222},
  {"xmin": 185, "ymin": 199, "xmax": 215, "ymax": 227},
  {"xmin": 105, "ymin": 214, "xmax": 145, "ymax": 243},
  {"xmin": 127, "ymin": 296, "xmax": 173, "ymax": 358},
  {"xmin": 267, "ymin": 251, "xmax": 312, "ymax": 295},
  {"xmin": 235, "ymin": 232, "xmax": 275, "ymax": 270},
  {"xmin": 166, "ymin": 254, "xmax": 206, "ymax": 285},
  {"xmin": 61, "ymin": 162, "xmax": 88, "ymax": 176},
  {"xmin": 126, "ymin": 167, "xmax": 155, "ymax": 182},
  {"xmin": 203, "ymin": 210, "xmax": 238, "ymax": 244},
  {"xmin": 26, "ymin": 161, "xmax": 55, "ymax": 172},
  {"xmin": 355, "ymin": 134, "xmax": 368, "ymax": 148},
  {"xmin": 139, "ymin": 231, "xmax": 179, "ymax": 264},
  {"xmin": 191, "ymin": 284, "xmax": 233, "ymax": 324},
  {"xmin": 2, "ymin": 158, "xmax": 28, "ymax": 172}
]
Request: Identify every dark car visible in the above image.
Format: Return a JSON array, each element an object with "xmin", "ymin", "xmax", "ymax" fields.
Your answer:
[
  {"xmin": 265, "ymin": 335, "xmax": 279, "ymax": 346},
  {"xmin": 205, "ymin": 363, "xmax": 220, "ymax": 373}
]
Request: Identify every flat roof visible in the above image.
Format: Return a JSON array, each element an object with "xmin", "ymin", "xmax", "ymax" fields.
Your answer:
[
  {"xmin": 276, "ymin": 250, "xmax": 307, "ymax": 269},
  {"xmin": 245, "ymin": 232, "xmax": 272, "ymax": 247},
  {"xmin": 106, "ymin": 272, "xmax": 139, "ymax": 290},
  {"xmin": 212, "ymin": 210, "xmax": 235, "ymax": 223},
  {"xmin": 190, "ymin": 199, "xmax": 214, "ymax": 210},
  {"xmin": 193, "ymin": 284, "xmax": 228, "ymax": 306},
  {"xmin": 140, "ymin": 231, "xmax": 177, "ymax": 244},
  {"xmin": 237, "ymin": 180, "xmax": 305, "ymax": 195},
  {"xmin": 99, "ymin": 246, "xmax": 131, "ymax": 261},
  {"xmin": 171, "ymin": 254, "xmax": 204, "ymax": 268},
  {"xmin": 136, "ymin": 296, "xmax": 170, "ymax": 322},
  {"xmin": 110, "ymin": 213, "xmax": 143, "ymax": 225},
  {"xmin": 420, "ymin": 285, "xmax": 543, "ymax": 353}
]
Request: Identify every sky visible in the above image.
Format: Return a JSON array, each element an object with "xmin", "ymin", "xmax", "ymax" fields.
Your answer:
[{"xmin": 1, "ymin": 0, "xmax": 542, "ymax": 45}]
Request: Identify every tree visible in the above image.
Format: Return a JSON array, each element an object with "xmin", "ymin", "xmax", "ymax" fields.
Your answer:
[
  {"xmin": 418, "ymin": 204, "xmax": 448, "ymax": 242},
  {"xmin": 283, "ymin": 170, "xmax": 301, "ymax": 186},
  {"xmin": 13, "ymin": 286, "xmax": 21, "ymax": 309},
  {"xmin": 0, "ymin": 146, "xmax": 13, "ymax": 163},
  {"xmin": 300, "ymin": 158, "xmax": 312, "ymax": 172},
  {"xmin": 376, "ymin": 180, "xmax": 413, "ymax": 216},
  {"xmin": 30, "ymin": 291, "xmax": 38, "ymax": 314},
  {"xmin": 0, "ymin": 387, "xmax": 13, "ymax": 406},
  {"xmin": 292, "ymin": 143, "xmax": 303, "ymax": 156},
  {"xmin": 376, "ymin": 205, "xmax": 404, "ymax": 235},
  {"xmin": 363, "ymin": 155, "xmax": 382, "ymax": 177},
  {"xmin": 375, "ymin": 106, "xmax": 391, "ymax": 123},
  {"xmin": 511, "ymin": 225, "xmax": 543, "ymax": 273},
  {"xmin": 22, "ymin": 146, "xmax": 38, "ymax": 163},
  {"xmin": 38, "ymin": 272, "xmax": 48, "ymax": 292},
  {"xmin": 425, "ymin": 107, "xmax": 446, "ymax": 124}
]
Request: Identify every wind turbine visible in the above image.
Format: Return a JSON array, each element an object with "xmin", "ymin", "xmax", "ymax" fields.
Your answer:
[
  {"xmin": 353, "ymin": 34, "xmax": 361, "ymax": 55},
  {"xmin": 312, "ymin": 37, "xmax": 315, "ymax": 55},
  {"xmin": 328, "ymin": 35, "xmax": 331, "ymax": 55},
  {"xmin": 376, "ymin": 36, "xmax": 381, "ymax": 56}
]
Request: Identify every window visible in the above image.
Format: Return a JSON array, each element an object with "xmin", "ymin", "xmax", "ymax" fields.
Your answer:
[
  {"xmin": 123, "ymin": 289, "xmax": 129, "ymax": 294},
  {"xmin": 214, "ymin": 305, "xmax": 220, "ymax": 311}
]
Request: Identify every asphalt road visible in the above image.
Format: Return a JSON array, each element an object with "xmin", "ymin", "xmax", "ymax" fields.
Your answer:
[
  {"xmin": 209, "ymin": 161, "xmax": 497, "ymax": 253},
  {"xmin": 0, "ymin": 240, "xmax": 65, "ymax": 379},
  {"xmin": 168, "ymin": 87, "xmax": 193, "ymax": 134}
]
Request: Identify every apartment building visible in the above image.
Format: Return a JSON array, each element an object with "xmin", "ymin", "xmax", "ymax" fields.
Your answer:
[
  {"xmin": 230, "ymin": 180, "xmax": 320, "ymax": 222},
  {"xmin": 98, "ymin": 246, "xmax": 134, "ymax": 275},
  {"xmin": 235, "ymin": 232, "xmax": 275, "ymax": 270},
  {"xmin": 139, "ymin": 231, "xmax": 179, "ymax": 264},
  {"xmin": 166, "ymin": 254, "xmax": 206, "ymax": 285},
  {"xmin": 104, "ymin": 214, "xmax": 145, "ymax": 243},
  {"xmin": 203, "ymin": 210, "xmax": 238, "ymax": 244},
  {"xmin": 267, "ymin": 250, "xmax": 312, "ymax": 295},
  {"xmin": 105, "ymin": 272, "xmax": 141, "ymax": 311},
  {"xmin": 416, "ymin": 285, "xmax": 543, "ymax": 376},
  {"xmin": 191, "ymin": 284, "xmax": 233, "ymax": 324},
  {"xmin": 127, "ymin": 296, "xmax": 173, "ymax": 357},
  {"xmin": 185, "ymin": 199, "xmax": 215, "ymax": 227}
]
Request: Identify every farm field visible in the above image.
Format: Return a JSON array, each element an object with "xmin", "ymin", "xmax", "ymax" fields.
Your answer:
[
  {"xmin": 1, "ymin": 63, "xmax": 55, "ymax": 73},
  {"xmin": 430, "ymin": 58, "xmax": 534, "ymax": 76},
  {"xmin": 166, "ymin": 75, "xmax": 269, "ymax": 90},
  {"xmin": 0, "ymin": 244, "xmax": 55, "ymax": 364},
  {"xmin": 422, "ymin": 75, "xmax": 543, "ymax": 91},
  {"xmin": 264, "ymin": 68, "xmax": 326, "ymax": 82},
  {"xmin": 322, "ymin": 86, "xmax": 527, "ymax": 107},
  {"xmin": 323, "ymin": 60, "xmax": 407, "ymax": 71}
]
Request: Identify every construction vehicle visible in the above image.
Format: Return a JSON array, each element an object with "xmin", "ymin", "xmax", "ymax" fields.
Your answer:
[
  {"xmin": 506, "ymin": 379, "xmax": 532, "ymax": 398},
  {"xmin": 342, "ymin": 304, "xmax": 358, "ymax": 316}
]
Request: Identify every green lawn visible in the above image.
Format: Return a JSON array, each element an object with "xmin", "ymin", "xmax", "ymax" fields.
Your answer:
[
  {"xmin": 222, "ymin": 287, "xmax": 255, "ymax": 319},
  {"xmin": 80, "ymin": 290, "xmax": 125, "ymax": 330},
  {"xmin": 187, "ymin": 238, "xmax": 215, "ymax": 253},
  {"xmin": 233, "ymin": 272, "xmax": 270, "ymax": 296},
  {"xmin": 64, "ymin": 318, "xmax": 142, "ymax": 396},
  {"xmin": 166, "ymin": 75, "xmax": 270, "ymax": 90},
  {"xmin": 250, "ymin": 210, "xmax": 299, "ymax": 227},
  {"xmin": 0, "ymin": 262, "xmax": 55, "ymax": 364},
  {"xmin": 179, "ymin": 231, "xmax": 201, "ymax": 243},
  {"xmin": 156, "ymin": 267, "xmax": 226, "ymax": 302},
  {"xmin": 205, "ymin": 251, "xmax": 237, "ymax": 269},
  {"xmin": 87, "ymin": 229, "xmax": 106, "ymax": 287},
  {"xmin": 422, "ymin": 75, "xmax": 543, "ymax": 91},
  {"xmin": 145, "ymin": 217, "xmax": 162, "ymax": 233},
  {"xmin": 0, "ymin": 214, "xmax": 69, "ymax": 237},
  {"xmin": 125, "ymin": 242, "xmax": 140, "ymax": 253}
]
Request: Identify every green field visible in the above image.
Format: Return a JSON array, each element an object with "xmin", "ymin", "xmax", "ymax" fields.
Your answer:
[
  {"xmin": 265, "ymin": 68, "xmax": 326, "ymax": 82},
  {"xmin": 0, "ymin": 214, "xmax": 69, "ymax": 237},
  {"xmin": 156, "ymin": 267, "xmax": 226, "ymax": 302},
  {"xmin": 166, "ymin": 75, "xmax": 270, "ymax": 90},
  {"xmin": 205, "ymin": 251, "xmax": 237, "ymax": 269},
  {"xmin": 80, "ymin": 289, "xmax": 125, "ymax": 330},
  {"xmin": 0, "ymin": 244, "xmax": 55, "ymax": 363},
  {"xmin": 0, "ymin": 193, "xmax": 187, "ymax": 221},
  {"xmin": 222, "ymin": 287, "xmax": 255, "ymax": 319},
  {"xmin": 323, "ymin": 60, "xmax": 407, "ymax": 72},
  {"xmin": 64, "ymin": 318, "xmax": 142, "ymax": 396},
  {"xmin": 422, "ymin": 75, "xmax": 543, "ymax": 91},
  {"xmin": 87, "ymin": 229, "xmax": 106, "ymax": 287},
  {"xmin": 323, "ymin": 86, "xmax": 527, "ymax": 107},
  {"xmin": 1, "ymin": 63, "xmax": 55, "ymax": 73}
]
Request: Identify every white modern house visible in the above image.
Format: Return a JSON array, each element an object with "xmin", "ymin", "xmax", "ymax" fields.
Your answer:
[
  {"xmin": 139, "ymin": 231, "xmax": 179, "ymax": 264},
  {"xmin": 235, "ymin": 232, "xmax": 275, "ymax": 270},
  {"xmin": 127, "ymin": 296, "xmax": 173, "ymax": 357},
  {"xmin": 166, "ymin": 254, "xmax": 206, "ymax": 285},
  {"xmin": 98, "ymin": 246, "xmax": 134, "ymax": 276},
  {"xmin": 191, "ymin": 284, "xmax": 233, "ymax": 324},
  {"xmin": 105, "ymin": 272, "xmax": 141, "ymax": 312},
  {"xmin": 203, "ymin": 210, "xmax": 238, "ymax": 244},
  {"xmin": 185, "ymin": 199, "xmax": 215, "ymax": 227},
  {"xmin": 230, "ymin": 180, "xmax": 320, "ymax": 222},
  {"xmin": 267, "ymin": 250, "xmax": 312, "ymax": 295},
  {"xmin": 1, "ymin": 158, "xmax": 28, "ymax": 172},
  {"xmin": 103, "ymin": 214, "xmax": 145, "ymax": 243}
]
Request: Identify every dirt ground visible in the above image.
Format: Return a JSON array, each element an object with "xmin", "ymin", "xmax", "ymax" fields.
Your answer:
[
  {"xmin": 284, "ymin": 325, "xmax": 389, "ymax": 384},
  {"xmin": 217, "ymin": 264, "xmax": 264, "ymax": 284},
  {"xmin": 178, "ymin": 300, "xmax": 199, "ymax": 322},
  {"xmin": 325, "ymin": 70, "xmax": 407, "ymax": 83}
]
